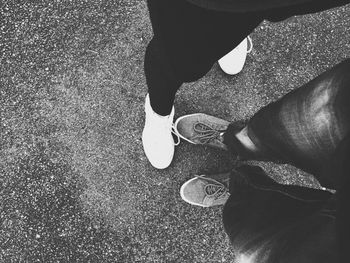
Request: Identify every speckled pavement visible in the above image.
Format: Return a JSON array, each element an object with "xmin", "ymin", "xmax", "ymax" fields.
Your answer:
[{"xmin": 1, "ymin": 1, "xmax": 349, "ymax": 262}]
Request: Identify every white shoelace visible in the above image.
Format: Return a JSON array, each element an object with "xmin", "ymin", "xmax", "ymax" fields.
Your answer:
[{"xmin": 171, "ymin": 125, "xmax": 180, "ymax": 146}]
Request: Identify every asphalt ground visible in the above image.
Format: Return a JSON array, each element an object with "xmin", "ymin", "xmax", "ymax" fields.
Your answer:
[{"xmin": 1, "ymin": 1, "xmax": 349, "ymax": 262}]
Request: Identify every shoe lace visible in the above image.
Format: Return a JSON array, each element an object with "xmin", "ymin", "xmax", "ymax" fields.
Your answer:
[
  {"xmin": 171, "ymin": 125, "xmax": 180, "ymax": 146},
  {"xmin": 197, "ymin": 175, "xmax": 229, "ymax": 200},
  {"xmin": 204, "ymin": 183, "xmax": 227, "ymax": 199},
  {"xmin": 192, "ymin": 122, "xmax": 225, "ymax": 145}
]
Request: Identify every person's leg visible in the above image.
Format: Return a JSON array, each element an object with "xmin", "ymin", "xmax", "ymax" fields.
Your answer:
[
  {"xmin": 145, "ymin": 0, "xmax": 264, "ymax": 115},
  {"xmin": 223, "ymin": 134, "xmax": 350, "ymax": 262},
  {"xmin": 177, "ymin": 60, "xmax": 350, "ymax": 261},
  {"xmin": 223, "ymin": 59, "xmax": 350, "ymax": 188},
  {"xmin": 222, "ymin": 61, "xmax": 350, "ymax": 261},
  {"xmin": 145, "ymin": 0, "xmax": 350, "ymax": 116},
  {"xmin": 179, "ymin": 163, "xmax": 337, "ymax": 261},
  {"xmin": 222, "ymin": 166, "xmax": 337, "ymax": 263},
  {"xmin": 179, "ymin": 142, "xmax": 346, "ymax": 261},
  {"xmin": 143, "ymin": 0, "xmax": 350, "ymax": 169},
  {"xmin": 178, "ymin": 62, "xmax": 350, "ymax": 262},
  {"xmin": 143, "ymin": 0, "xmax": 265, "ymax": 169},
  {"xmin": 175, "ymin": 60, "xmax": 350, "ymax": 186}
]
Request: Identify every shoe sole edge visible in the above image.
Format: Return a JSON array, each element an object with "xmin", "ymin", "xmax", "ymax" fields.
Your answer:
[
  {"xmin": 180, "ymin": 176, "xmax": 210, "ymax": 208},
  {"xmin": 141, "ymin": 132, "xmax": 175, "ymax": 170}
]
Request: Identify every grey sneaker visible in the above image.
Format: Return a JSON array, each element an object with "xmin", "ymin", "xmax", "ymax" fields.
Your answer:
[
  {"xmin": 180, "ymin": 173, "xmax": 230, "ymax": 207},
  {"xmin": 174, "ymin": 113, "xmax": 230, "ymax": 151}
]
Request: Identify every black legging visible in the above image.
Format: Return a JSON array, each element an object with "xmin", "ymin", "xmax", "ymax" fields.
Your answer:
[{"xmin": 145, "ymin": 0, "xmax": 349, "ymax": 115}]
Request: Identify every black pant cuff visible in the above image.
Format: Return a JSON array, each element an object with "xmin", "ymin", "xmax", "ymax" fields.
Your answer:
[{"xmin": 223, "ymin": 122, "xmax": 256, "ymax": 160}]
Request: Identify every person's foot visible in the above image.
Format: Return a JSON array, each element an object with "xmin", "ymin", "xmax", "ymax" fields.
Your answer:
[
  {"xmin": 142, "ymin": 94, "xmax": 178, "ymax": 169},
  {"xmin": 218, "ymin": 36, "xmax": 252, "ymax": 75},
  {"xmin": 180, "ymin": 172, "xmax": 230, "ymax": 207},
  {"xmin": 174, "ymin": 113, "xmax": 230, "ymax": 151}
]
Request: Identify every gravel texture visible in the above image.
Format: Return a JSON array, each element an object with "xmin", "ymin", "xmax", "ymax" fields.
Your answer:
[{"xmin": 1, "ymin": 1, "xmax": 349, "ymax": 262}]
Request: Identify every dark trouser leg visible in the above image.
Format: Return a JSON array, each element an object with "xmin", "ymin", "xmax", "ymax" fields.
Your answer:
[
  {"xmin": 144, "ymin": 37, "xmax": 181, "ymax": 116},
  {"xmin": 144, "ymin": 0, "xmax": 349, "ymax": 116},
  {"xmin": 224, "ymin": 59, "xmax": 350, "ymax": 188},
  {"xmin": 222, "ymin": 61, "xmax": 350, "ymax": 262},
  {"xmin": 145, "ymin": 0, "xmax": 264, "ymax": 115},
  {"xmin": 223, "ymin": 135, "xmax": 350, "ymax": 262},
  {"xmin": 223, "ymin": 166, "xmax": 337, "ymax": 263}
]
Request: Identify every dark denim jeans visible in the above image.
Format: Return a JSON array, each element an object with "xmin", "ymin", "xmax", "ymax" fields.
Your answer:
[{"xmin": 223, "ymin": 59, "xmax": 350, "ymax": 263}]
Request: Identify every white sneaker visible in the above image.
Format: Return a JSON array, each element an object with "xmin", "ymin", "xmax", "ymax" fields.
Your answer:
[
  {"xmin": 142, "ymin": 94, "xmax": 178, "ymax": 169},
  {"xmin": 218, "ymin": 36, "xmax": 253, "ymax": 75}
]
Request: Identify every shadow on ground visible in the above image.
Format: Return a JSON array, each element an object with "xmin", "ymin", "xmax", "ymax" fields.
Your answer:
[{"xmin": 1, "ymin": 1, "xmax": 349, "ymax": 262}]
